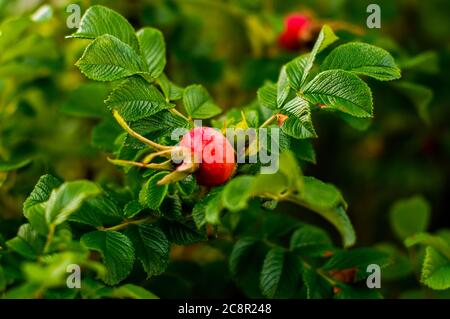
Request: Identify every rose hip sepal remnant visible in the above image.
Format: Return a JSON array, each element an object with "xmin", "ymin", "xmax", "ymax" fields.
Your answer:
[
  {"xmin": 179, "ymin": 127, "xmax": 236, "ymax": 187},
  {"xmin": 278, "ymin": 13, "xmax": 311, "ymax": 51}
]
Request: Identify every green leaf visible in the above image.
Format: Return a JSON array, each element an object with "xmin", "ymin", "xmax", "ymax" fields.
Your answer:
[
  {"xmin": 394, "ymin": 81, "xmax": 433, "ymax": 125},
  {"xmin": 322, "ymin": 248, "xmax": 391, "ymax": 278},
  {"xmin": 69, "ymin": 5, "xmax": 139, "ymax": 51},
  {"xmin": 76, "ymin": 34, "xmax": 144, "ymax": 82},
  {"xmin": 61, "ymin": 83, "xmax": 109, "ymax": 118},
  {"xmin": 281, "ymin": 97, "xmax": 316, "ymax": 139},
  {"xmin": 123, "ymin": 200, "xmax": 144, "ymax": 219},
  {"xmin": 302, "ymin": 268, "xmax": 332, "ymax": 299},
  {"xmin": 23, "ymin": 174, "xmax": 62, "ymax": 235},
  {"xmin": 260, "ymin": 247, "xmax": 302, "ymax": 298},
  {"xmin": 299, "ymin": 25, "xmax": 338, "ymax": 87},
  {"xmin": 162, "ymin": 219, "xmax": 206, "ymax": 245},
  {"xmin": 290, "ymin": 139, "xmax": 316, "ymax": 164},
  {"xmin": 140, "ymin": 171, "xmax": 170, "ymax": 210},
  {"xmin": 204, "ymin": 188, "xmax": 224, "ymax": 225},
  {"xmin": 302, "ymin": 70, "xmax": 373, "ymax": 118},
  {"xmin": 81, "ymin": 231, "xmax": 135, "ymax": 285},
  {"xmin": 137, "ymin": 28, "xmax": 166, "ymax": 79},
  {"xmin": 229, "ymin": 237, "xmax": 267, "ymax": 298},
  {"xmin": 24, "ymin": 175, "xmax": 62, "ymax": 210},
  {"xmin": 405, "ymin": 233, "xmax": 450, "ymax": 259},
  {"xmin": 421, "ymin": 246, "xmax": 450, "ymax": 290},
  {"xmin": 110, "ymin": 284, "xmax": 158, "ymax": 299},
  {"xmin": 45, "ymin": 181, "xmax": 101, "ymax": 226},
  {"xmin": 156, "ymin": 73, "xmax": 184, "ymax": 101},
  {"xmin": 0, "ymin": 158, "xmax": 31, "ymax": 172},
  {"xmin": 6, "ymin": 224, "xmax": 45, "ymax": 259},
  {"xmin": 277, "ymin": 66, "xmax": 291, "ymax": 107},
  {"xmin": 298, "ymin": 176, "xmax": 355, "ymax": 247},
  {"xmin": 257, "ymin": 82, "xmax": 277, "ymax": 110},
  {"xmin": 321, "ymin": 42, "xmax": 401, "ymax": 81},
  {"xmin": 285, "ymin": 54, "xmax": 309, "ymax": 92},
  {"xmin": 183, "ymin": 84, "xmax": 221, "ymax": 119},
  {"xmin": 125, "ymin": 224, "xmax": 169, "ymax": 278},
  {"xmin": 105, "ymin": 77, "xmax": 172, "ymax": 121},
  {"xmin": 222, "ymin": 176, "xmax": 255, "ymax": 213},
  {"xmin": 389, "ymin": 195, "xmax": 431, "ymax": 240},
  {"xmin": 69, "ymin": 196, "xmax": 123, "ymax": 228},
  {"xmin": 290, "ymin": 225, "xmax": 333, "ymax": 257},
  {"xmin": 125, "ymin": 110, "xmax": 191, "ymax": 149}
]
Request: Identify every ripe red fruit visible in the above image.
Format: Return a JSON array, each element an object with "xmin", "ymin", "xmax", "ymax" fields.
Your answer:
[
  {"xmin": 278, "ymin": 13, "xmax": 311, "ymax": 51},
  {"xmin": 180, "ymin": 127, "xmax": 236, "ymax": 187}
]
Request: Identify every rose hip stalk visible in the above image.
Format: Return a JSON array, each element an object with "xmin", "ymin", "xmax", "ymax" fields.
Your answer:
[{"xmin": 108, "ymin": 111, "xmax": 236, "ymax": 187}]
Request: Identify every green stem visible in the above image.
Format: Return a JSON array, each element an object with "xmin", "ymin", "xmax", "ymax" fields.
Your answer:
[
  {"xmin": 43, "ymin": 224, "xmax": 56, "ymax": 254},
  {"xmin": 259, "ymin": 114, "xmax": 278, "ymax": 128},
  {"xmin": 98, "ymin": 216, "xmax": 155, "ymax": 232},
  {"xmin": 113, "ymin": 110, "xmax": 172, "ymax": 151},
  {"xmin": 169, "ymin": 108, "xmax": 190, "ymax": 122}
]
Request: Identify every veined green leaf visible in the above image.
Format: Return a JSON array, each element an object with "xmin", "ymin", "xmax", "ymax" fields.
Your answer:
[
  {"xmin": 302, "ymin": 70, "xmax": 373, "ymax": 118},
  {"xmin": 6, "ymin": 224, "xmax": 45, "ymax": 259},
  {"xmin": 69, "ymin": 196, "xmax": 123, "ymax": 228},
  {"xmin": 137, "ymin": 27, "xmax": 166, "ymax": 79},
  {"xmin": 300, "ymin": 25, "xmax": 338, "ymax": 87},
  {"xmin": 23, "ymin": 175, "xmax": 62, "ymax": 235},
  {"xmin": 257, "ymin": 82, "xmax": 277, "ymax": 110},
  {"xmin": 69, "ymin": 5, "xmax": 139, "ymax": 51},
  {"xmin": 281, "ymin": 96, "xmax": 316, "ymax": 139},
  {"xmin": 140, "ymin": 171, "xmax": 170, "ymax": 211},
  {"xmin": 81, "ymin": 231, "xmax": 135, "ymax": 285},
  {"xmin": 156, "ymin": 73, "xmax": 184, "ymax": 101},
  {"xmin": 285, "ymin": 54, "xmax": 309, "ymax": 92},
  {"xmin": 277, "ymin": 66, "xmax": 291, "ymax": 107},
  {"xmin": 76, "ymin": 34, "xmax": 145, "ymax": 82},
  {"xmin": 125, "ymin": 224, "xmax": 169, "ymax": 278},
  {"xmin": 45, "ymin": 181, "xmax": 101, "ymax": 226},
  {"xmin": 260, "ymin": 248, "xmax": 302, "ymax": 298},
  {"xmin": 321, "ymin": 42, "xmax": 401, "ymax": 81},
  {"xmin": 183, "ymin": 84, "xmax": 221, "ymax": 119},
  {"xmin": 105, "ymin": 76, "xmax": 172, "ymax": 121},
  {"xmin": 290, "ymin": 225, "xmax": 333, "ymax": 257},
  {"xmin": 421, "ymin": 246, "xmax": 450, "ymax": 290}
]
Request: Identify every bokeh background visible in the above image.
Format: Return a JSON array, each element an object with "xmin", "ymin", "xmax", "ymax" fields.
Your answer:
[{"xmin": 0, "ymin": 0, "xmax": 449, "ymax": 298}]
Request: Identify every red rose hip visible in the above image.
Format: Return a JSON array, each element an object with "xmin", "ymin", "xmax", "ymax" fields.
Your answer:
[
  {"xmin": 180, "ymin": 127, "xmax": 236, "ymax": 187},
  {"xmin": 278, "ymin": 13, "xmax": 311, "ymax": 51}
]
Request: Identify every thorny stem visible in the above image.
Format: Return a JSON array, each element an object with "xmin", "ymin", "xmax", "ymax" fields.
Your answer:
[
  {"xmin": 113, "ymin": 110, "xmax": 172, "ymax": 151},
  {"xmin": 97, "ymin": 216, "xmax": 155, "ymax": 232}
]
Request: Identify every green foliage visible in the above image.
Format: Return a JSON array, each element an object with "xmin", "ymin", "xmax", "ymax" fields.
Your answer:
[
  {"xmin": 390, "ymin": 195, "xmax": 431, "ymax": 240},
  {"xmin": 4, "ymin": 3, "xmax": 442, "ymax": 301},
  {"xmin": 183, "ymin": 84, "xmax": 222, "ymax": 119},
  {"xmin": 81, "ymin": 231, "xmax": 135, "ymax": 285},
  {"xmin": 321, "ymin": 42, "xmax": 401, "ymax": 81}
]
